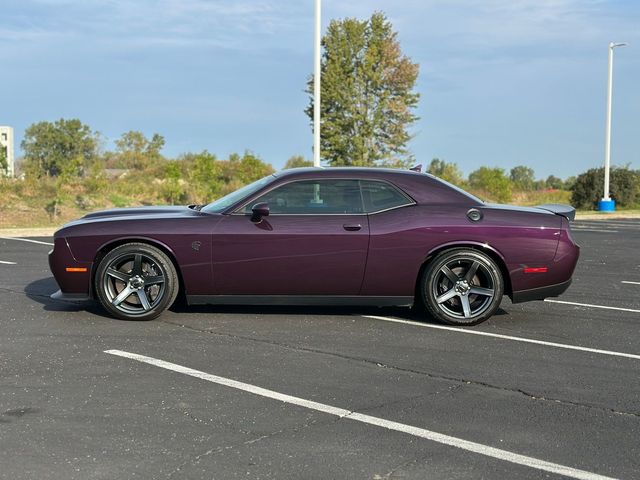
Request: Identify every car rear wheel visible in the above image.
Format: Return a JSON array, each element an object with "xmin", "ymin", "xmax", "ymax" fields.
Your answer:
[
  {"xmin": 95, "ymin": 243, "xmax": 178, "ymax": 321},
  {"xmin": 421, "ymin": 248, "xmax": 503, "ymax": 326}
]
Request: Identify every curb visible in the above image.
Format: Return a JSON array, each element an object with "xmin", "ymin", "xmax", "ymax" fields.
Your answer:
[{"xmin": 0, "ymin": 227, "xmax": 59, "ymax": 237}]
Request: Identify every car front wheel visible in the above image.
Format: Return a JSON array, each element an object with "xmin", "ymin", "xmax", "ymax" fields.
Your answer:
[
  {"xmin": 421, "ymin": 248, "xmax": 504, "ymax": 326},
  {"xmin": 95, "ymin": 243, "xmax": 179, "ymax": 321}
]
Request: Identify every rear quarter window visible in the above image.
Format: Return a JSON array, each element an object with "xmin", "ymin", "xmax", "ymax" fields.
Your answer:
[{"xmin": 360, "ymin": 180, "xmax": 414, "ymax": 213}]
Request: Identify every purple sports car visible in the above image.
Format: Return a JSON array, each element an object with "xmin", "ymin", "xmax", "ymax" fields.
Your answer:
[{"xmin": 49, "ymin": 167, "xmax": 579, "ymax": 325}]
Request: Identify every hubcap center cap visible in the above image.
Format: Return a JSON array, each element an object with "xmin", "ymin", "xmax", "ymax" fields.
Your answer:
[
  {"xmin": 455, "ymin": 280, "xmax": 470, "ymax": 295},
  {"xmin": 130, "ymin": 275, "xmax": 144, "ymax": 290}
]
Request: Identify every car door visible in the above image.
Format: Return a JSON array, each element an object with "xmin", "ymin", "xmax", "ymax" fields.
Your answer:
[{"xmin": 211, "ymin": 179, "xmax": 370, "ymax": 296}]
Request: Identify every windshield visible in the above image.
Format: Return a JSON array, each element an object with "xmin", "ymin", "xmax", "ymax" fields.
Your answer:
[{"xmin": 201, "ymin": 175, "xmax": 276, "ymax": 213}]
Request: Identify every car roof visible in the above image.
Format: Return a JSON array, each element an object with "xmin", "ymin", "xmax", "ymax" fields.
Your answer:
[
  {"xmin": 271, "ymin": 167, "xmax": 478, "ymax": 206},
  {"xmin": 274, "ymin": 167, "xmax": 429, "ymax": 179}
]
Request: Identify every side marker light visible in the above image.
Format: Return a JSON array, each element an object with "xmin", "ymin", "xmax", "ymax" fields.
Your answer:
[
  {"xmin": 66, "ymin": 267, "xmax": 88, "ymax": 273},
  {"xmin": 524, "ymin": 267, "xmax": 548, "ymax": 274}
]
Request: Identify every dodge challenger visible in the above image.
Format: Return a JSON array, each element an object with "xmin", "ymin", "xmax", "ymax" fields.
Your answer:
[{"xmin": 49, "ymin": 167, "xmax": 579, "ymax": 325}]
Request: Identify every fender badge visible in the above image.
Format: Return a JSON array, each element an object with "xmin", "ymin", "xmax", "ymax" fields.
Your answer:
[{"xmin": 191, "ymin": 241, "xmax": 202, "ymax": 251}]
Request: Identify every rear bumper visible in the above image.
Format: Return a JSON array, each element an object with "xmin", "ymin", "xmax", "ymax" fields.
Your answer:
[{"xmin": 511, "ymin": 278, "xmax": 572, "ymax": 304}]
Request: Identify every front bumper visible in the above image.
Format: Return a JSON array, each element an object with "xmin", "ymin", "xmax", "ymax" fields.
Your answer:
[
  {"xmin": 51, "ymin": 290, "xmax": 91, "ymax": 302},
  {"xmin": 49, "ymin": 237, "xmax": 93, "ymax": 298}
]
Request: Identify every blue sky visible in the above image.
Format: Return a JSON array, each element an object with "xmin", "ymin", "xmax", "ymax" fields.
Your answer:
[{"xmin": 0, "ymin": 0, "xmax": 638, "ymax": 178}]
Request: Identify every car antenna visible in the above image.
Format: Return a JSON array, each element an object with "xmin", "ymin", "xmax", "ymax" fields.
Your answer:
[{"xmin": 409, "ymin": 164, "xmax": 422, "ymax": 172}]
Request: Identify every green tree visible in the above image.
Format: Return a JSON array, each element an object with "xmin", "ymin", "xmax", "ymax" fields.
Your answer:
[
  {"xmin": 427, "ymin": 158, "xmax": 464, "ymax": 185},
  {"xmin": 113, "ymin": 131, "xmax": 165, "ymax": 170},
  {"xmin": 232, "ymin": 151, "xmax": 275, "ymax": 183},
  {"xmin": 22, "ymin": 119, "xmax": 98, "ymax": 177},
  {"xmin": 162, "ymin": 161, "xmax": 186, "ymax": 205},
  {"xmin": 284, "ymin": 155, "xmax": 313, "ymax": 169},
  {"xmin": 306, "ymin": 12, "xmax": 420, "ymax": 168},
  {"xmin": 45, "ymin": 155, "xmax": 83, "ymax": 219},
  {"xmin": 0, "ymin": 143, "xmax": 7, "ymax": 174},
  {"xmin": 509, "ymin": 165, "xmax": 535, "ymax": 191},
  {"xmin": 570, "ymin": 166, "xmax": 640, "ymax": 209},
  {"xmin": 563, "ymin": 176, "xmax": 576, "ymax": 190},
  {"xmin": 469, "ymin": 167, "xmax": 512, "ymax": 203},
  {"xmin": 545, "ymin": 175, "xmax": 564, "ymax": 190},
  {"xmin": 186, "ymin": 151, "xmax": 221, "ymax": 203}
]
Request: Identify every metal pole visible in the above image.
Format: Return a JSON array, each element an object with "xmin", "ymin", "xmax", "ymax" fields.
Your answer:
[
  {"xmin": 313, "ymin": 0, "xmax": 321, "ymax": 167},
  {"xmin": 603, "ymin": 43, "xmax": 614, "ymax": 201},
  {"xmin": 601, "ymin": 42, "xmax": 627, "ymax": 210}
]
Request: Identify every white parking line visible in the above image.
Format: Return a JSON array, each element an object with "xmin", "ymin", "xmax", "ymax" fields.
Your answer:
[
  {"xmin": 571, "ymin": 228, "xmax": 618, "ymax": 233},
  {"xmin": 105, "ymin": 349, "xmax": 617, "ymax": 480},
  {"xmin": 0, "ymin": 236, "xmax": 54, "ymax": 246},
  {"xmin": 576, "ymin": 221, "xmax": 640, "ymax": 227},
  {"xmin": 362, "ymin": 315, "xmax": 640, "ymax": 361},
  {"xmin": 0, "ymin": 260, "xmax": 17, "ymax": 265},
  {"xmin": 621, "ymin": 281, "xmax": 640, "ymax": 286},
  {"xmin": 544, "ymin": 299, "xmax": 640, "ymax": 313}
]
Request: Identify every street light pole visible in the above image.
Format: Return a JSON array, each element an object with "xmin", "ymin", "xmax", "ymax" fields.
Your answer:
[
  {"xmin": 600, "ymin": 41, "xmax": 627, "ymax": 212},
  {"xmin": 313, "ymin": 0, "xmax": 321, "ymax": 167}
]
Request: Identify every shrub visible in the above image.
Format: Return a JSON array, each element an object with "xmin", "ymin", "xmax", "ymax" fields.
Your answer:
[
  {"xmin": 468, "ymin": 167, "xmax": 512, "ymax": 203},
  {"xmin": 570, "ymin": 166, "xmax": 640, "ymax": 209}
]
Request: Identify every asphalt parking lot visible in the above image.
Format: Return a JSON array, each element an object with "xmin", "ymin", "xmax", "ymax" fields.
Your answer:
[{"xmin": 0, "ymin": 219, "xmax": 639, "ymax": 480}]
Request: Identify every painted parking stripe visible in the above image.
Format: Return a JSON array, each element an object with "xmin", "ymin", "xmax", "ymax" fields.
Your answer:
[
  {"xmin": 105, "ymin": 349, "xmax": 617, "ymax": 480},
  {"xmin": 362, "ymin": 315, "xmax": 640, "ymax": 361},
  {"xmin": 575, "ymin": 221, "xmax": 640, "ymax": 227},
  {"xmin": 0, "ymin": 236, "xmax": 54, "ymax": 246},
  {"xmin": 621, "ymin": 281, "xmax": 640, "ymax": 286},
  {"xmin": 544, "ymin": 299, "xmax": 640, "ymax": 313},
  {"xmin": 0, "ymin": 260, "xmax": 17, "ymax": 265}
]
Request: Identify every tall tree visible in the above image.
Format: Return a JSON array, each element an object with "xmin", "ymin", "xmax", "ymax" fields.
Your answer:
[
  {"xmin": 21, "ymin": 119, "xmax": 98, "ymax": 177},
  {"xmin": 306, "ymin": 12, "xmax": 420, "ymax": 168},
  {"xmin": 509, "ymin": 165, "xmax": 535, "ymax": 191},
  {"xmin": 113, "ymin": 131, "xmax": 165, "ymax": 170},
  {"xmin": 545, "ymin": 175, "xmax": 564, "ymax": 190},
  {"xmin": 284, "ymin": 155, "xmax": 313, "ymax": 169},
  {"xmin": 427, "ymin": 158, "xmax": 464, "ymax": 185}
]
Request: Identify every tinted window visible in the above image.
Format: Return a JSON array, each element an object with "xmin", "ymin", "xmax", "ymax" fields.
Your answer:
[
  {"xmin": 245, "ymin": 180, "xmax": 364, "ymax": 214},
  {"xmin": 360, "ymin": 180, "xmax": 413, "ymax": 213}
]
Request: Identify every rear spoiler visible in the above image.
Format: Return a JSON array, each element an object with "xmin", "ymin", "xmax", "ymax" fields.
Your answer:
[{"xmin": 535, "ymin": 204, "xmax": 576, "ymax": 221}]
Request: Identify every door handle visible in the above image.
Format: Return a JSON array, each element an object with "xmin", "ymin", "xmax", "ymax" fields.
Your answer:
[{"xmin": 343, "ymin": 224, "xmax": 362, "ymax": 231}]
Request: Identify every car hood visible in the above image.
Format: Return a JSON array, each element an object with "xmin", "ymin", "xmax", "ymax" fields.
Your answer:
[{"xmin": 81, "ymin": 206, "xmax": 195, "ymax": 220}]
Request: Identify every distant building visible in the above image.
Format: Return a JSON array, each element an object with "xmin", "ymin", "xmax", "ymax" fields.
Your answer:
[{"xmin": 0, "ymin": 126, "xmax": 15, "ymax": 177}]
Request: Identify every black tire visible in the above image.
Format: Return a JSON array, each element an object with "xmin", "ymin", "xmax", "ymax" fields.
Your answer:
[
  {"xmin": 421, "ymin": 248, "xmax": 503, "ymax": 326},
  {"xmin": 94, "ymin": 243, "xmax": 179, "ymax": 321}
]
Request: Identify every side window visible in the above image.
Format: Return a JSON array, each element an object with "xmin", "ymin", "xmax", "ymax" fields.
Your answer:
[
  {"xmin": 245, "ymin": 180, "xmax": 364, "ymax": 214},
  {"xmin": 360, "ymin": 180, "xmax": 413, "ymax": 213}
]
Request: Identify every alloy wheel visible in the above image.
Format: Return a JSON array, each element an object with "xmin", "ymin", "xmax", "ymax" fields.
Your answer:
[{"xmin": 101, "ymin": 252, "xmax": 166, "ymax": 316}]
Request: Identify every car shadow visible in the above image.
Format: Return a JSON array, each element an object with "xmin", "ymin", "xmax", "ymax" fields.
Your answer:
[
  {"xmin": 24, "ymin": 276, "xmax": 103, "ymax": 315},
  {"xmin": 169, "ymin": 302, "xmax": 509, "ymax": 324},
  {"xmin": 25, "ymin": 276, "xmax": 508, "ymax": 324}
]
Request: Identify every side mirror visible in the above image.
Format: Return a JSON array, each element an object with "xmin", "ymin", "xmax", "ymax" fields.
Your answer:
[{"xmin": 251, "ymin": 202, "xmax": 270, "ymax": 223}]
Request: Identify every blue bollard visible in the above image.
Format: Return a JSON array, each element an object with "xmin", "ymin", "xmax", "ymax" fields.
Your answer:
[{"xmin": 597, "ymin": 199, "xmax": 616, "ymax": 212}]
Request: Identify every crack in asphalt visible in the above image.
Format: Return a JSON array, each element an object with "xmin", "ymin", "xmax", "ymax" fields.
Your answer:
[
  {"xmin": 376, "ymin": 454, "xmax": 427, "ymax": 479},
  {"xmin": 165, "ymin": 415, "xmax": 341, "ymax": 478},
  {"xmin": 165, "ymin": 392, "xmax": 435, "ymax": 477},
  {"xmin": 161, "ymin": 319, "xmax": 640, "ymax": 419}
]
